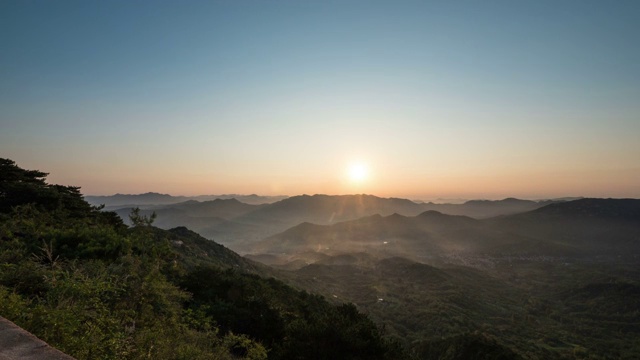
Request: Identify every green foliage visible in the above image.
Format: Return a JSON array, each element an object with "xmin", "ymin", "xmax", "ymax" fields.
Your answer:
[
  {"xmin": 281, "ymin": 254, "xmax": 640, "ymax": 359},
  {"xmin": 0, "ymin": 158, "xmax": 50, "ymax": 213},
  {"xmin": 221, "ymin": 333, "xmax": 268, "ymax": 360},
  {"xmin": 413, "ymin": 333, "xmax": 522, "ymax": 360},
  {"xmin": 279, "ymin": 302, "xmax": 405, "ymax": 360},
  {"xmin": 129, "ymin": 207, "xmax": 157, "ymax": 227},
  {"xmin": 180, "ymin": 266, "xmax": 404, "ymax": 360},
  {"xmin": 0, "ymin": 158, "xmax": 121, "ymax": 228}
]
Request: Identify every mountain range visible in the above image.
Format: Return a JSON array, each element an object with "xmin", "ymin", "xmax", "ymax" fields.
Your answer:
[
  {"xmin": 250, "ymin": 198, "xmax": 640, "ymax": 266},
  {"xmin": 6, "ymin": 159, "xmax": 640, "ymax": 359},
  {"xmin": 259, "ymin": 198, "xmax": 640, "ymax": 358},
  {"xmin": 106, "ymin": 194, "xmax": 558, "ymax": 252},
  {"xmin": 85, "ymin": 192, "xmax": 288, "ymax": 208},
  {"xmin": 88, "ymin": 189, "xmax": 640, "ymax": 358}
]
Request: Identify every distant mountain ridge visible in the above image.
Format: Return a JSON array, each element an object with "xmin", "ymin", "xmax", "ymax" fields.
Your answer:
[
  {"xmin": 419, "ymin": 197, "xmax": 554, "ymax": 218},
  {"xmin": 250, "ymin": 210, "xmax": 526, "ymax": 260},
  {"xmin": 514, "ymin": 198, "xmax": 640, "ymax": 220},
  {"xmin": 264, "ymin": 197, "xmax": 640, "ymax": 358},
  {"xmin": 102, "ymin": 193, "xmax": 562, "ymax": 252},
  {"xmin": 250, "ymin": 198, "xmax": 640, "ymax": 264},
  {"xmin": 85, "ymin": 192, "xmax": 288, "ymax": 207},
  {"xmin": 199, "ymin": 194, "xmax": 557, "ymax": 250}
]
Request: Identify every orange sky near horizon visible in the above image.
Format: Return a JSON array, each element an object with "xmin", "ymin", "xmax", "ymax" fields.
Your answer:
[
  {"xmin": 2, "ymin": 2, "xmax": 639, "ymax": 201},
  {"xmin": 26, "ymin": 154, "xmax": 637, "ymax": 201}
]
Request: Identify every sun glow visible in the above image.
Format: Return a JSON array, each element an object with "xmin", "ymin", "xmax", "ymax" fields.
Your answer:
[{"xmin": 347, "ymin": 162, "xmax": 369, "ymax": 183}]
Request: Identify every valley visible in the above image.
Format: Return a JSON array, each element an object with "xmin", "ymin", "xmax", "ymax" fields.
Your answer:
[{"xmin": 93, "ymin": 192, "xmax": 640, "ymax": 359}]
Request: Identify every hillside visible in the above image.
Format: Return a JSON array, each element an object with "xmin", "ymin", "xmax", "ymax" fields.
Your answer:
[
  {"xmin": 4, "ymin": 159, "xmax": 640, "ymax": 359},
  {"xmin": 112, "ymin": 198, "xmax": 262, "ymax": 237},
  {"xmin": 249, "ymin": 211, "xmax": 551, "ymax": 265},
  {"xmin": 419, "ymin": 197, "xmax": 548, "ymax": 218},
  {"xmin": 488, "ymin": 198, "xmax": 640, "ymax": 256},
  {"xmin": 277, "ymin": 252, "xmax": 640, "ymax": 359},
  {"xmin": 0, "ymin": 158, "xmax": 407, "ymax": 360},
  {"xmin": 248, "ymin": 198, "xmax": 640, "ymax": 358}
]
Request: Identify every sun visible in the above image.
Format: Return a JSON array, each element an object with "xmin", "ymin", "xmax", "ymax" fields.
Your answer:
[{"xmin": 347, "ymin": 162, "xmax": 369, "ymax": 183}]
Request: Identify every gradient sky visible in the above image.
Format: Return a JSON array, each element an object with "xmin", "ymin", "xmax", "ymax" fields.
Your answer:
[{"xmin": 2, "ymin": 0, "xmax": 639, "ymax": 200}]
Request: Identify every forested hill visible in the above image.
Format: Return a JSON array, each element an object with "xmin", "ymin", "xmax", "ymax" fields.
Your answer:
[{"xmin": 0, "ymin": 158, "xmax": 406, "ymax": 360}]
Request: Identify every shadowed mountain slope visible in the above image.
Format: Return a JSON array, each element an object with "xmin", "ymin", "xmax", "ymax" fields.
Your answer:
[
  {"xmin": 113, "ymin": 198, "xmax": 262, "ymax": 241},
  {"xmin": 488, "ymin": 198, "xmax": 640, "ymax": 255},
  {"xmin": 413, "ymin": 333, "xmax": 523, "ymax": 360},
  {"xmin": 419, "ymin": 197, "xmax": 549, "ymax": 219},
  {"xmin": 251, "ymin": 210, "xmax": 540, "ymax": 261},
  {"xmin": 274, "ymin": 249, "xmax": 640, "ymax": 359},
  {"xmin": 277, "ymin": 256, "xmax": 528, "ymax": 351},
  {"xmin": 251, "ymin": 198, "xmax": 640, "ymax": 262},
  {"xmin": 146, "ymin": 226, "xmax": 266, "ymax": 272}
]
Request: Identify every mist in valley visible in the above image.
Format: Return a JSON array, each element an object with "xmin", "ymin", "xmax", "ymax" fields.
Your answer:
[{"xmin": 89, "ymin": 192, "xmax": 640, "ymax": 359}]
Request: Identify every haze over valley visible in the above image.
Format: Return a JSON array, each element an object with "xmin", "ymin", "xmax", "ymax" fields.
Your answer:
[{"xmin": 82, "ymin": 190, "xmax": 640, "ymax": 358}]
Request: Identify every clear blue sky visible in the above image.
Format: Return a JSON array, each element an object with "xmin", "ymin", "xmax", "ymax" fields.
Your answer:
[{"xmin": 2, "ymin": 0, "xmax": 639, "ymax": 199}]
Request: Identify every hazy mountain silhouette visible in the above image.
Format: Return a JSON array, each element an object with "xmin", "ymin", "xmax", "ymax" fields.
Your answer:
[
  {"xmin": 166, "ymin": 198, "xmax": 264, "ymax": 218},
  {"xmin": 251, "ymin": 211, "xmax": 537, "ymax": 261},
  {"xmin": 7, "ymin": 158, "xmax": 639, "ymax": 358},
  {"xmin": 502, "ymin": 198, "xmax": 640, "ymax": 221},
  {"xmin": 272, "ymin": 235, "xmax": 640, "ymax": 358},
  {"xmin": 489, "ymin": 198, "xmax": 640, "ymax": 256},
  {"xmin": 113, "ymin": 196, "xmax": 640, "ymax": 358},
  {"xmin": 249, "ymin": 198, "xmax": 640, "ymax": 264},
  {"xmin": 419, "ymin": 197, "xmax": 550, "ymax": 218},
  {"xmin": 100, "ymin": 194, "xmax": 561, "ymax": 252},
  {"xmin": 198, "ymin": 194, "xmax": 430, "ymax": 249},
  {"xmin": 188, "ymin": 194, "xmax": 553, "ymax": 251},
  {"xmin": 85, "ymin": 192, "xmax": 287, "ymax": 207},
  {"xmin": 113, "ymin": 198, "xmax": 262, "ymax": 236}
]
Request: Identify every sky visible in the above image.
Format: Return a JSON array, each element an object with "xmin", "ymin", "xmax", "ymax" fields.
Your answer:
[{"xmin": 1, "ymin": 0, "xmax": 639, "ymax": 200}]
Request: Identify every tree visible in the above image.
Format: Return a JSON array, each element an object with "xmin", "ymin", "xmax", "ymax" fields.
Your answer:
[
  {"xmin": 128, "ymin": 207, "xmax": 157, "ymax": 227},
  {"xmin": 0, "ymin": 158, "xmax": 106, "ymax": 219},
  {"xmin": 0, "ymin": 158, "xmax": 51, "ymax": 213}
]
